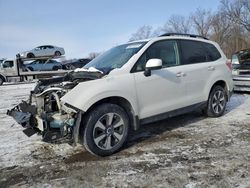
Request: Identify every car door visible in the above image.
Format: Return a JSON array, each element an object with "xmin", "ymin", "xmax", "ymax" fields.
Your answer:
[
  {"xmin": 178, "ymin": 40, "xmax": 221, "ymax": 104},
  {"xmin": 2, "ymin": 60, "xmax": 16, "ymax": 76},
  {"xmin": 132, "ymin": 40, "xmax": 188, "ymax": 119},
  {"xmin": 47, "ymin": 46, "xmax": 55, "ymax": 56},
  {"xmin": 31, "ymin": 60, "xmax": 43, "ymax": 71},
  {"xmin": 34, "ymin": 46, "xmax": 44, "ymax": 57}
]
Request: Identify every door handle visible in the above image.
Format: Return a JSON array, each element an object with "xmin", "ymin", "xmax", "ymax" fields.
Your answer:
[
  {"xmin": 208, "ymin": 66, "xmax": 215, "ymax": 71},
  {"xmin": 176, "ymin": 72, "xmax": 186, "ymax": 77}
]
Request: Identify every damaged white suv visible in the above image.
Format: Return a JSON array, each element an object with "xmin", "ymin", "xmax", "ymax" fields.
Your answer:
[{"xmin": 8, "ymin": 33, "xmax": 233, "ymax": 156}]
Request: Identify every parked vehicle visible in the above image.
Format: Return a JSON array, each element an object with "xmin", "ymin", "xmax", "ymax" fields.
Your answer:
[
  {"xmin": 18, "ymin": 45, "xmax": 65, "ymax": 58},
  {"xmin": 0, "ymin": 57, "xmax": 69, "ymax": 86},
  {"xmin": 62, "ymin": 58, "xmax": 91, "ymax": 70},
  {"xmin": 8, "ymin": 33, "xmax": 233, "ymax": 156},
  {"xmin": 232, "ymin": 49, "xmax": 250, "ymax": 91},
  {"xmin": 24, "ymin": 59, "xmax": 63, "ymax": 71}
]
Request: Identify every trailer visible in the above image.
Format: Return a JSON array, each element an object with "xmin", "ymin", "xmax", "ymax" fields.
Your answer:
[{"xmin": 0, "ymin": 56, "xmax": 70, "ymax": 85}]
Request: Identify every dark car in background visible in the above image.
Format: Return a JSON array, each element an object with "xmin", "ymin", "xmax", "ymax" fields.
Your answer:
[
  {"xmin": 24, "ymin": 59, "xmax": 63, "ymax": 71},
  {"xmin": 61, "ymin": 58, "xmax": 91, "ymax": 70},
  {"xmin": 232, "ymin": 49, "xmax": 250, "ymax": 91}
]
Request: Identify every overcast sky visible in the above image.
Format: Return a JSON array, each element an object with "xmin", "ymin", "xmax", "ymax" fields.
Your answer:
[{"xmin": 0, "ymin": 0, "xmax": 221, "ymax": 59}]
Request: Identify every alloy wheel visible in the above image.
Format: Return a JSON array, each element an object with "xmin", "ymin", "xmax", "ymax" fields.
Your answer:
[
  {"xmin": 93, "ymin": 112, "xmax": 125, "ymax": 150},
  {"xmin": 211, "ymin": 90, "xmax": 226, "ymax": 114}
]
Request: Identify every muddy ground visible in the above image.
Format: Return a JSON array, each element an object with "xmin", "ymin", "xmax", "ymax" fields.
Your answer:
[{"xmin": 0, "ymin": 83, "xmax": 249, "ymax": 188}]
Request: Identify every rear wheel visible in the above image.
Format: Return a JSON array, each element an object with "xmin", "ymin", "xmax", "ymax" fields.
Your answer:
[
  {"xmin": 205, "ymin": 85, "xmax": 227, "ymax": 117},
  {"xmin": 83, "ymin": 103, "xmax": 129, "ymax": 156}
]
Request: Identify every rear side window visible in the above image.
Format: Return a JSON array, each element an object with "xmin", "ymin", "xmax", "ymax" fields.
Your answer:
[
  {"xmin": 203, "ymin": 43, "xmax": 221, "ymax": 61},
  {"xmin": 180, "ymin": 40, "xmax": 221, "ymax": 65}
]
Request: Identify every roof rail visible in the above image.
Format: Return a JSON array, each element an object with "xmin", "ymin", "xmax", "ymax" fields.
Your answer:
[{"xmin": 159, "ymin": 33, "xmax": 208, "ymax": 40}]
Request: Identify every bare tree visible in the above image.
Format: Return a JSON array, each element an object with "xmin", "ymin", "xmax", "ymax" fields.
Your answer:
[
  {"xmin": 162, "ymin": 15, "xmax": 191, "ymax": 34},
  {"xmin": 129, "ymin": 25, "xmax": 155, "ymax": 41},
  {"xmin": 221, "ymin": 0, "xmax": 250, "ymax": 32},
  {"xmin": 88, "ymin": 52, "xmax": 100, "ymax": 60},
  {"xmin": 191, "ymin": 8, "xmax": 213, "ymax": 37},
  {"xmin": 210, "ymin": 11, "xmax": 231, "ymax": 46}
]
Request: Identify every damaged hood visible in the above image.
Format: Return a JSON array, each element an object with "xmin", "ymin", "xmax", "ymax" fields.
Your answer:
[
  {"xmin": 74, "ymin": 67, "xmax": 103, "ymax": 74},
  {"xmin": 33, "ymin": 68, "xmax": 105, "ymax": 94}
]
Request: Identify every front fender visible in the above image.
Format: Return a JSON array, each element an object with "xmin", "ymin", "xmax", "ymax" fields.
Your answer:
[{"xmin": 61, "ymin": 74, "xmax": 138, "ymax": 115}]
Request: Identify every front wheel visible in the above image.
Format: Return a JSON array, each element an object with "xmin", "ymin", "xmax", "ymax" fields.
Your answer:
[
  {"xmin": 55, "ymin": 51, "xmax": 61, "ymax": 56},
  {"xmin": 83, "ymin": 103, "xmax": 129, "ymax": 156},
  {"xmin": 205, "ymin": 85, "xmax": 227, "ymax": 117},
  {"xmin": 27, "ymin": 53, "xmax": 35, "ymax": 58}
]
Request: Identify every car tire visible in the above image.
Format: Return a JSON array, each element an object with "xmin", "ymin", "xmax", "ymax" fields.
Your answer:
[
  {"xmin": 0, "ymin": 77, "xmax": 4, "ymax": 86},
  {"xmin": 205, "ymin": 85, "xmax": 227, "ymax": 117},
  {"xmin": 55, "ymin": 51, "xmax": 61, "ymax": 56},
  {"xmin": 27, "ymin": 53, "xmax": 35, "ymax": 58},
  {"xmin": 83, "ymin": 103, "xmax": 129, "ymax": 156},
  {"xmin": 52, "ymin": 66, "xmax": 59, "ymax": 70}
]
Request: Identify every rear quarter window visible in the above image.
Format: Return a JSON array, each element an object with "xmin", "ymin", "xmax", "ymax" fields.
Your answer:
[
  {"xmin": 202, "ymin": 42, "xmax": 221, "ymax": 61},
  {"xmin": 180, "ymin": 40, "xmax": 221, "ymax": 65}
]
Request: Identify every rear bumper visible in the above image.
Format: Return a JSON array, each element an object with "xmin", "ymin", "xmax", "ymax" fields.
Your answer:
[{"xmin": 232, "ymin": 74, "xmax": 250, "ymax": 92}]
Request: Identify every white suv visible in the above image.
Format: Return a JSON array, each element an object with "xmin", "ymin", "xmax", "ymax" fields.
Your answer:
[{"xmin": 8, "ymin": 33, "xmax": 233, "ymax": 156}]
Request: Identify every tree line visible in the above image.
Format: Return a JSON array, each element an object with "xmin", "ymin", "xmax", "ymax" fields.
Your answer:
[{"xmin": 129, "ymin": 0, "xmax": 250, "ymax": 58}]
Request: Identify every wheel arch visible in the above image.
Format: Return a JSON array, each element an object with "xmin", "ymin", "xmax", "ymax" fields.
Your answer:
[
  {"xmin": 208, "ymin": 80, "xmax": 229, "ymax": 101},
  {"xmin": 27, "ymin": 52, "xmax": 34, "ymax": 57},
  {"xmin": 0, "ymin": 74, "xmax": 7, "ymax": 83},
  {"xmin": 79, "ymin": 96, "xmax": 139, "ymax": 142}
]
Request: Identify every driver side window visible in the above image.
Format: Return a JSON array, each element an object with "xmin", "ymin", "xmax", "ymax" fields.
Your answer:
[
  {"xmin": 3, "ymin": 61, "xmax": 14, "ymax": 68},
  {"xmin": 132, "ymin": 40, "xmax": 180, "ymax": 72}
]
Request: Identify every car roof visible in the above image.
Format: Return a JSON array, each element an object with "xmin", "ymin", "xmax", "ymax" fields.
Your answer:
[
  {"xmin": 36, "ymin": 45, "xmax": 56, "ymax": 48},
  {"xmin": 130, "ymin": 33, "xmax": 213, "ymax": 44}
]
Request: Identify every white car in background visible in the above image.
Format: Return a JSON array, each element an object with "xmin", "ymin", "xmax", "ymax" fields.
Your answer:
[{"xmin": 18, "ymin": 45, "xmax": 65, "ymax": 58}]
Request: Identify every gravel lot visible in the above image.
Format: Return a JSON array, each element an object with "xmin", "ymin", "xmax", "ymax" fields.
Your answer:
[{"xmin": 0, "ymin": 83, "xmax": 250, "ymax": 188}]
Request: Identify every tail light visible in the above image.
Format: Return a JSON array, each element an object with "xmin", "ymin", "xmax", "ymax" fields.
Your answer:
[{"xmin": 226, "ymin": 59, "xmax": 232, "ymax": 70}]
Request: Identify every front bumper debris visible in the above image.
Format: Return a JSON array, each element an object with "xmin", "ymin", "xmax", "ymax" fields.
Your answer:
[
  {"xmin": 7, "ymin": 101, "xmax": 40, "ymax": 137},
  {"xmin": 7, "ymin": 99, "xmax": 81, "ymax": 145}
]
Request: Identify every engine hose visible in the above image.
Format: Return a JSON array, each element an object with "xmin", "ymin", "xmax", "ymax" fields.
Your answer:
[{"xmin": 51, "ymin": 92, "xmax": 61, "ymax": 113}]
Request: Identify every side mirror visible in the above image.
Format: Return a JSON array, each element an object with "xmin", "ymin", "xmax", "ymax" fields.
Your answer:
[{"xmin": 144, "ymin": 59, "xmax": 162, "ymax": 77}]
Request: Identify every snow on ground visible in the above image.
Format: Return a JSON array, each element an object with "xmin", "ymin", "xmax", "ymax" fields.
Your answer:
[
  {"xmin": 0, "ymin": 83, "xmax": 250, "ymax": 187},
  {"xmin": 0, "ymin": 83, "xmax": 82, "ymax": 168}
]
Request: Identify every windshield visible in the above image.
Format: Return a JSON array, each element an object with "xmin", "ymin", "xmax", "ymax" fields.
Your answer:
[{"xmin": 84, "ymin": 42, "xmax": 147, "ymax": 72}]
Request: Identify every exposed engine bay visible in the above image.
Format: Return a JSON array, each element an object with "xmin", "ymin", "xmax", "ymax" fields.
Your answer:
[{"xmin": 7, "ymin": 70, "xmax": 104, "ymax": 145}]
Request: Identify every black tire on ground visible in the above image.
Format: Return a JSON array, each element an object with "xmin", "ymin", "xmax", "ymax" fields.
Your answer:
[
  {"xmin": 27, "ymin": 53, "xmax": 35, "ymax": 58},
  {"xmin": 55, "ymin": 51, "xmax": 61, "ymax": 56},
  {"xmin": 83, "ymin": 103, "xmax": 130, "ymax": 156},
  {"xmin": 205, "ymin": 85, "xmax": 227, "ymax": 117},
  {"xmin": 0, "ymin": 77, "xmax": 4, "ymax": 86}
]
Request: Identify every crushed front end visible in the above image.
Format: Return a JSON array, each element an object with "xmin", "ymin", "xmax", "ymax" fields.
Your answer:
[{"xmin": 7, "ymin": 70, "xmax": 104, "ymax": 145}]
